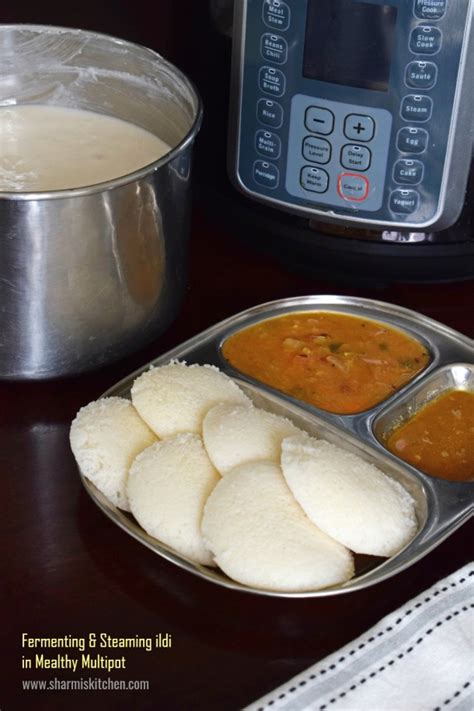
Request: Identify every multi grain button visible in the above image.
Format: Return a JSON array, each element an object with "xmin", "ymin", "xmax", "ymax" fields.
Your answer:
[
  {"xmin": 302, "ymin": 136, "xmax": 331, "ymax": 164},
  {"xmin": 253, "ymin": 160, "xmax": 279, "ymax": 189},
  {"xmin": 300, "ymin": 166, "xmax": 329, "ymax": 193},
  {"xmin": 409, "ymin": 26, "xmax": 442, "ymax": 54},
  {"xmin": 414, "ymin": 0, "xmax": 447, "ymax": 21},
  {"xmin": 397, "ymin": 127, "xmax": 429, "ymax": 153},
  {"xmin": 255, "ymin": 130, "xmax": 282, "ymax": 159},
  {"xmin": 389, "ymin": 189, "xmax": 419, "ymax": 214},
  {"xmin": 401, "ymin": 95, "xmax": 433, "ymax": 122}
]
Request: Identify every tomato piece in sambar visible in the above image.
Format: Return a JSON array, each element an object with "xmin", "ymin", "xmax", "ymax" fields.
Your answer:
[
  {"xmin": 222, "ymin": 311, "xmax": 430, "ymax": 414},
  {"xmin": 385, "ymin": 390, "xmax": 474, "ymax": 482}
]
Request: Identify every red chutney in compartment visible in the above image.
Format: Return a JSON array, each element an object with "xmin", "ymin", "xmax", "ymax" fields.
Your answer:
[
  {"xmin": 222, "ymin": 311, "xmax": 430, "ymax": 415},
  {"xmin": 386, "ymin": 390, "xmax": 474, "ymax": 482}
]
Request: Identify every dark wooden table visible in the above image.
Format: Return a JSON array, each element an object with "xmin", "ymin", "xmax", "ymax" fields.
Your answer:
[{"xmin": 2, "ymin": 210, "xmax": 473, "ymax": 711}]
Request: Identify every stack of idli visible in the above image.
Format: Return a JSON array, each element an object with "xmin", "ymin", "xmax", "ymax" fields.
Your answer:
[{"xmin": 70, "ymin": 361, "xmax": 418, "ymax": 593}]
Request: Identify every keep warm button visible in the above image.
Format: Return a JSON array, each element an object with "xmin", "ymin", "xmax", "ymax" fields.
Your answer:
[{"xmin": 337, "ymin": 173, "xmax": 369, "ymax": 202}]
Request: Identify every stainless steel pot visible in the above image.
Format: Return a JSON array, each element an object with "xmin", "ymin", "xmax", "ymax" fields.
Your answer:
[{"xmin": 0, "ymin": 25, "xmax": 202, "ymax": 379}]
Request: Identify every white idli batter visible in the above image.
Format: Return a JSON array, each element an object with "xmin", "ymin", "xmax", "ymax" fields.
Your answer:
[{"xmin": 0, "ymin": 105, "xmax": 170, "ymax": 191}]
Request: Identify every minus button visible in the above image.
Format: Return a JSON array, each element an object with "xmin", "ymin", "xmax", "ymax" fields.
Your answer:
[{"xmin": 304, "ymin": 106, "xmax": 335, "ymax": 135}]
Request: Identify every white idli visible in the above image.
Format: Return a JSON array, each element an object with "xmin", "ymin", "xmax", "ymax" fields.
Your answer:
[
  {"xmin": 203, "ymin": 403, "xmax": 301, "ymax": 475},
  {"xmin": 131, "ymin": 361, "xmax": 251, "ymax": 438},
  {"xmin": 281, "ymin": 435, "xmax": 417, "ymax": 557},
  {"xmin": 127, "ymin": 433, "xmax": 220, "ymax": 566},
  {"xmin": 201, "ymin": 460, "xmax": 354, "ymax": 591},
  {"xmin": 70, "ymin": 397, "xmax": 156, "ymax": 511}
]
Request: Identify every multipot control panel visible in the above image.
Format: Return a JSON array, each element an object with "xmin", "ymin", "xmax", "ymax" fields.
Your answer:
[{"xmin": 229, "ymin": 0, "xmax": 473, "ymax": 230}]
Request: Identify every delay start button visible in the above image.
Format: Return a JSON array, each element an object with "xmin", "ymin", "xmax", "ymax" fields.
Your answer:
[{"xmin": 337, "ymin": 173, "xmax": 369, "ymax": 202}]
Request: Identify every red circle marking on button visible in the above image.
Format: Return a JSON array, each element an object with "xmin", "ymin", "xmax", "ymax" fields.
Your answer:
[{"xmin": 337, "ymin": 172, "xmax": 370, "ymax": 202}]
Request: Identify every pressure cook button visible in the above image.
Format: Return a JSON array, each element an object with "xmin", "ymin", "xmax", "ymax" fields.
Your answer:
[
  {"xmin": 304, "ymin": 106, "xmax": 335, "ymax": 135},
  {"xmin": 401, "ymin": 94, "xmax": 433, "ymax": 122},
  {"xmin": 256, "ymin": 99, "xmax": 284, "ymax": 128},
  {"xmin": 337, "ymin": 173, "xmax": 370, "ymax": 202},
  {"xmin": 258, "ymin": 66, "xmax": 286, "ymax": 97},
  {"xmin": 393, "ymin": 159, "xmax": 424, "ymax": 185},
  {"xmin": 397, "ymin": 127, "xmax": 429, "ymax": 153},
  {"xmin": 253, "ymin": 160, "xmax": 279, "ymax": 189},
  {"xmin": 300, "ymin": 166, "xmax": 329, "ymax": 193},
  {"xmin": 255, "ymin": 130, "xmax": 282, "ymax": 159},
  {"xmin": 414, "ymin": 0, "xmax": 447, "ymax": 21},
  {"xmin": 262, "ymin": 0, "xmax": 291, "ymax": 31},
  {"xmin": 409, "ymin": 26, "xmax": 442, "ymax": 54},
  {"xmin": 340, "ymin": 144, "xmax": 372, "ymax": 171},
  {"xmin": 389, "ymin": 189, "xmax": 420, "ymax": 214},
  {"xmin": 343, "ymin": 114, "xmax": 375, "ymax": 142},
  {"xmin": 302, "ymin": 136, "xmax": 332, "ymax": 164},
  {"xmin": 405, "ymin": 61, "xmax": 438, "ymax": 88},
  {"xmin": 260, "ymin": 33, "xmax": 288, "ymax": 64}
]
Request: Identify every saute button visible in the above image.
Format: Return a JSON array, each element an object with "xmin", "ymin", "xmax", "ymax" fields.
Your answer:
[
  {"xmin": 260, "ymin": 33, "xmax": 288, "ymax": 64},
  {"xmin": 414, "ymin": 0, "xmax": 447, "ymax": 21},
  {"xmin": 389, "ymin": 189, "xmax": 420, "ymax": 214},
  {"xmin": 397, "ymin": 127, "xmax": 429, "ymax": 153},
  {"xmin": 253, "ymin": 160, "xmax": 279, "ymax": 189},
  {"xmin": 255, "ymin": 130, "xmax": 281, "ymax": 159},
  {"xmin": 259, "ymin": 66, "xmax": 286, "ymax": 97},
  {"xmin": 409, "ymin": 26, "xmax": 442, "ymax": 54},
  {"xmin": 302, "ymin": 136, "xmax": 332, "ymax": 164},
  {"xmin": 401, "ymin": 95, "xmax": 433, "ymax": 122},
  {"xmin": 393, "ymin": 159, "xmax": 424, "ymax": 185},
  {"xmin": 405, "ymin": 60, "xmax": 438, "ymax": 88},
  {"xmin": 300, "ymin": 166, "xmax": 329, "ymax": 193},
  {"xmin": 337, "ymin": 173, "xmax": 370, "ymax": 202},
  {"xmin": 304, "ymin": 106, "xmax": 335, "ymax": 135},
  {"xmin": 340, "ymin": 144, "xmax": 371, "ymax": 171},
  {"xmin": 343, "ymin": 114, "xmax": 375, "ymax": 142},
  {"xmin": 262, "ymin": 0, "xmax": 291, "ymax": 31},
  {"xmin": 256, "ymin": 99, "xmax": 284, "ymax": 128}
]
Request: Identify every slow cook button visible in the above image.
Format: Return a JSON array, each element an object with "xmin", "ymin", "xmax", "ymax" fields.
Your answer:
[
  {"xmin": 397, "ymin": 127, "xmax": 429, "ymax": 153},
  {"xmin": 256, "ymin": 99, "xmax": 284, "ymax": 128},
  {"xmin": 409, "ymin": 26, "xmax": 442, "ymax": 54},
  {"xmin": 414, "ymin": 0, "xmax": 447, "ymax": 20},
  {"xmin": 300, "ymin": 166, "xmax": 329, "ymax": 193},
  {"xmin": 389, "ymin": 189, "xmax": 420, "ymax": 214},
  {"xmin": 337, "ymin": 173, "xmax": 370, "ymax": 202},
  {"xmin": 302, "ymin": 136, "xmax": 332, "ymax": 164},
  {"xmin": 255, "ymin": 130, "xmax": 282, "ymax": 159},
  {"xmin": 262, "ymin": 0, "xmax": 291, "ymax": 31},
  {"xmin": 258, "ymin": 66, "xmax": 286, "ymax": 97},
  {"xmin": 340, "ymin": 144, "xmax": 371, "ymax": 171},
  {"xmin": 260, "ymin": 33, "xmax": 288, "ymax": 64},
  {"xmin": 393, "ymin": 159, "xmax": 424, "ymax": 185},
  {"xmin": 253, "ymin": 160, "xmax": 279, "ymax": 189},
  {"xmin": 405, "ymin": 60, "xmax": 438, "ymax": 88},
  {"xmin": 401, "ymin": 95, "xmax": 433, "ymax": 122}
]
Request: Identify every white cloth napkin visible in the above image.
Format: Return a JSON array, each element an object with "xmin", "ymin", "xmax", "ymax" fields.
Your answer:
[{"xmin": 245, "ymin": 564, "xmax": 474, "ymax": 711}]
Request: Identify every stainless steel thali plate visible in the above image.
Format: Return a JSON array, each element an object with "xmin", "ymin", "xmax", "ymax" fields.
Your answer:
[{"xmin": 78, "ymin": 296, "xmax": 474, "ymax": 598}]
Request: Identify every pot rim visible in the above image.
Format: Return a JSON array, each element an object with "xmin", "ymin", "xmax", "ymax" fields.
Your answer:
[{"xmin": 0, "ymin": 23, "xmax": 203, "ymax": 201}]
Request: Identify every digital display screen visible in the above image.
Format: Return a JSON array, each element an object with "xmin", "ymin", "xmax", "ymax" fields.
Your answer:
[{"xmin": 303, "ymin": 0, "xmax": 398, "ymax": 92}]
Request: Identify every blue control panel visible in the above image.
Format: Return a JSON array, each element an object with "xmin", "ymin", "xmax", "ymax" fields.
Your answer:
[{"xmin": 231, "ymin": 0, "xmax": 472, "ymax": 229}]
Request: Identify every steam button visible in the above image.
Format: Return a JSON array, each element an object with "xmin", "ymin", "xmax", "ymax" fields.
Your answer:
[{"xmin": 401, "ymin": 95, "xmax": 433, "ymax": 122}]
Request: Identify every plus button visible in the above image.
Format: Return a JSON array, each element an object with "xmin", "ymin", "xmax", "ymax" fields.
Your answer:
[
  {"xmin": 353, "ymin": 122, "xmax": 366, "ymax": 135},
  {"xmin": 344, "ymin": 114, "xmax": 375, "ymax": 142}
]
